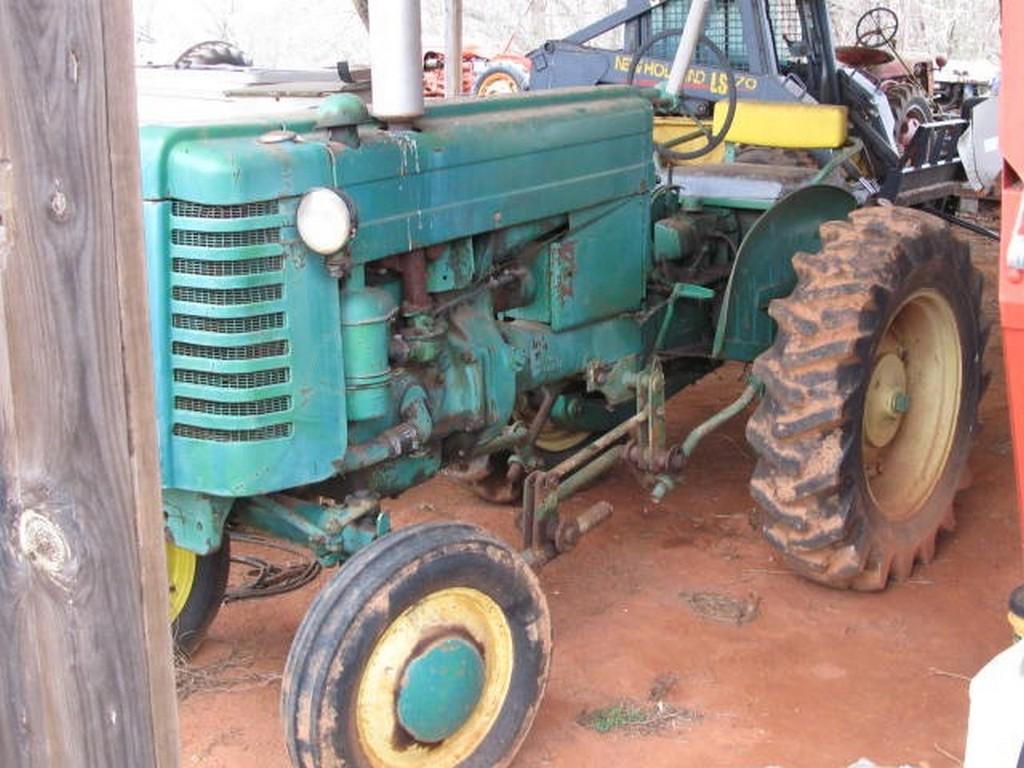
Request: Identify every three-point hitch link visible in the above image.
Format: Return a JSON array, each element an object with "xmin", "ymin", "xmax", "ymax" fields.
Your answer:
[{"xmin": 518, "ymin": 359, "xmax": 761, "ymax": 568}]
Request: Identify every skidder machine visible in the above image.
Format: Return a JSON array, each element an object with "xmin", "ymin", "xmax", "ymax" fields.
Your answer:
[{"xmin": 148, "ymin": 0, "xmax": 986, "ymax": 765}]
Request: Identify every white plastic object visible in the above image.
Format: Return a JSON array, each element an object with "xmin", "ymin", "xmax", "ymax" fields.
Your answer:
[{"xmin": 963, "ymin": 640, "xmax": 1024, "ymax": 768}]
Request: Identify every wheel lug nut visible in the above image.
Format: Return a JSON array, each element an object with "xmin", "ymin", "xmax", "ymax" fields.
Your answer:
[{"xmin": 889, "ymin": 392, "xmax": 910, "ymax": 415}]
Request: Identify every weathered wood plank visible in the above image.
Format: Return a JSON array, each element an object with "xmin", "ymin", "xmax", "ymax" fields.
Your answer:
[{"xmin": 0, "ymin": 0, "xmax": 178, "ymax": 766}]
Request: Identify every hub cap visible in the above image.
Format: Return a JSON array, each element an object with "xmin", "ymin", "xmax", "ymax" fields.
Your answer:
[
  {"xmin": 356, "ymin": 587, "xmax": 513, "ymax": 767},
  {"xmin": 397, "ymin": 637, "xmax": 486, "ymax": 742},
  {"xmin": 862, "ymin": 290, "xmax": 962, "ymax": 521},
  {"xmin": 166, "ymin": 542, "xmax": 197, "ymax": 621}
]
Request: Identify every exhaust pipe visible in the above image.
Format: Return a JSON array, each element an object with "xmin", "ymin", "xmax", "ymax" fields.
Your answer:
[{"xmin": 368, "ymin": 0, "xmax": 425, "ymax": 124}]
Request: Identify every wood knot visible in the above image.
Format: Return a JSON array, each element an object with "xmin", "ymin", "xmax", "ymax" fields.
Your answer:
[
  {"xmin": 18, "ymin": 508, "xmax": 71, "ymax": 577},
  {"xmin": 49, "ymin": 180, "xmax": 70, "ymax": 222}
]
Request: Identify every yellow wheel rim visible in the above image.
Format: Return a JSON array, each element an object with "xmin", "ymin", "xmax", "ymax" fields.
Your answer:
[
  {"xmin": 535, "ymin": 421, "xmax": 592, "ymax": 454},
  {"xmin": 476, "ymin": 72, "xmax": 520, "ymax": 97},
  {"xmin": 1010, "ymin": 611, "xmax": 1024, "ymax": 643},
  {"xmin": 166, "ymin": 542, "xmax": 197, "ymax": 622},
  {"xmin": 862, "ymin": 289, "xmax": 962, "ymax": 521},
  {"xmin": 515, "ymin": 401, "xmax": 592, "ymax": 455},
  {"xmin": 355, "ymin": 587, "xmax": 514, "ymax": 767}
]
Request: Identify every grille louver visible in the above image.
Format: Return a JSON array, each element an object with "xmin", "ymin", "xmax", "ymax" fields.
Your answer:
[
  {"xmin": 171, "ymin": 228, "xmax": 280, "ymax": 248},
  {"xmin": 172, "ymin": 255, "xmax": 284, "ymax": 277},
  {"xmin": 172, "ymin": 312, "xmax": 285, "ymax": 334},
  {"xmin": 172, "ymin": 200, "xmax": 280, "ymax": 219}
]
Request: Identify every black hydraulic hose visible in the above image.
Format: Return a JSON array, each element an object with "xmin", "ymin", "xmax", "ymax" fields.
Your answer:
[{"xmin": 926, "ymin": 207, "xmax": 999, "ymax": 241}]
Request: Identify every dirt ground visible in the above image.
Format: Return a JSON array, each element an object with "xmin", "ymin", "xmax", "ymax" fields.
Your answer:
[{"xmin": 178, "ymin": 230, "xmax": 1023, "ymax": 768}]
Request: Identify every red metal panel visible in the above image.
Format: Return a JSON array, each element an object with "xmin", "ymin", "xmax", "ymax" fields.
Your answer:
[
  {"xmin": 1003, "ymin": 2, "xmax": 1024, "ymax": 176},
  {"xmin": 1000, "ymin": 0, "xmax": 1024, "ymax": 546}
]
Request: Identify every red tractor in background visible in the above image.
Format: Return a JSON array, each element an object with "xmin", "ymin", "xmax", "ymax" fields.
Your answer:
[
  {"xmin": 421, "ymin": 45, "xmax": 531, "ymax": 97},
  {"xmin": 349, "ymin": 0, "xmax": 530, "ymax": 97}
]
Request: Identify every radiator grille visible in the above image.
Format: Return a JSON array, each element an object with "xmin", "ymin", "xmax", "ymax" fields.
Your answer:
[
  {"xmin": 169, "ymin": 198, "xmax": 292, "ymax": 445},
  {"xmin": 173, "ymin": 423, "xmax": 292, "ymax": 442},
  {"xmin": 172, "ymin": 255, "xmax": 284, "ymax": 277},
  {"xmin": 172, "ymin": 312, "xmax": 285, "ymax": 334}
]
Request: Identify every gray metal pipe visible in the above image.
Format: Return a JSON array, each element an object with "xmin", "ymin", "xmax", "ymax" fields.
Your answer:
[
  {"xmin": 444, "ymin": 0, "xmax": 463, "ymax": 98},
  {"xmin": 368, "ymin": 0, "xmax": 425, "ymax": 122},
  {"xmin": 665, "ymin": 0, "xmax": 712, "ymax": 96}
]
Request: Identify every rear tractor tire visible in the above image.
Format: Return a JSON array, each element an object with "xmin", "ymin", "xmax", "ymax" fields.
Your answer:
[
  {"xmin": 885, "ymin": 82, "xmax": 932, "ymax": 150},
  {"xmin": 747, "ymin": 206, "xmax": 986, "ymax": 590},
  {"xmin": 282, "ymin": 522, "xmax": 551, "ymax": 768}
]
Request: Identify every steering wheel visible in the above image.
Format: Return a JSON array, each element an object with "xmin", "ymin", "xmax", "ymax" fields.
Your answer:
[
  {"xmin": 856, "ymin": 7, "xmax": 899, "ymax": 49},
  {"xmin": 627, "ymin": 30, "xmax": 738, "ymax": 162}
]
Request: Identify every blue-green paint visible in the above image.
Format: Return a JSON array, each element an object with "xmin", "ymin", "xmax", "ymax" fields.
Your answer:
[
  {"xmin": 341, "ymin": 285, "xmax": 397, "ymax": 421},
  {"xmin": 713, "ymin": 185, "xmax": 857, "ymax": 361},
  {"xmin": 140, "ymin": 83, "xmax": 862, "ymax": 566},
  {"xmin": 148, "ymin": 193, "xmax": 346, "ymax": 498},
  {"xmin": 397, "ymin": 637, "xmax": 486, "ymax": 743},
  {"xmin": 163, "ymin": 489, "xmax": 234, "ymax": 555},
  {"xmin": 233, "ymin": 494, "xmax": 389, "ymax": 566}
]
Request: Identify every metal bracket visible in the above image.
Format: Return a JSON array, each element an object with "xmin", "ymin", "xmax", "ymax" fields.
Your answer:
[
  {"xmin": 233, "ymin": 493, "xmax": 391, "ymax": 566},
  {"xmin": 517, "ymin": 378, "xmax": 658, "ymax": 567}
]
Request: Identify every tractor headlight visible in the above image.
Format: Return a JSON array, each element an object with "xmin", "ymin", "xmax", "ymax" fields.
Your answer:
[{"xmin": 297, "ymin": 187, "xmax": 353, "ymax": 255}]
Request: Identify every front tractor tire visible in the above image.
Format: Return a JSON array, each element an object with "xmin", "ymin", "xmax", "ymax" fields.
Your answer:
[
  {"xmin": 167, "ymin": 537, "xmax": 231, "ymax": 656},
  {"xmin": 747, "ymin": 207, "xmax": 986, "ymax": 590},
  {"xmin": 282, "ymin": 522, "xmax": 551, "ymax": 768}
]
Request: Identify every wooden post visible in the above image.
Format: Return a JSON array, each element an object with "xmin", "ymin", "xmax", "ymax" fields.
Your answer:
[
  {"xmin": 445, "ymin": 0, "xmax": 463, "ymax": 98},
  {"xmin": 0, "ymin": 1, "xmax": 179, "ymax": 767}
]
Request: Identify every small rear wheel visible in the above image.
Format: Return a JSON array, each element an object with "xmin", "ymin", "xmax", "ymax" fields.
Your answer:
[
  {"xmin": 473, "ymin": 62, "xmax": 529, "ymax": 97},
  {"xmin": 747, "ymin": 207, "xmax": 986, "ymax": 589},
  {"xmin": 282, "ymin": 522, "xmax": 551, "ymax": 768},
  {"xmin": 168, "ymin": 537, "xmax": 230, "ymax": 656}
]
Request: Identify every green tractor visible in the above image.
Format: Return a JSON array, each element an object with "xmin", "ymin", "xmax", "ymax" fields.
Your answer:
[{"xmin": 149, "ymin": 0, "xmax": 985, "ymax": 764}]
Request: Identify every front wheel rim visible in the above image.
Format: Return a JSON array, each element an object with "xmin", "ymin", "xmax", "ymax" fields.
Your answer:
[
  {"xmin": 166, "ymin": 542, "xmax": 197, "ymax": 621},
  {"xmin": 861, "ymin": 289, "xmax": 963, "ymax": 521},
  {"xmin": 355, "ymin": 587, "xmax": 514, "ymax": 767}
]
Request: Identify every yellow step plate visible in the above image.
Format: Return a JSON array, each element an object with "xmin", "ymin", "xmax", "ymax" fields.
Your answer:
[
  {"xmin": 652, "ymin": 117, "xmax": 726, "ymax": 166},
  {"xmin": 713, "ymin": 100, "xmax": 848, "ymax": 149}
]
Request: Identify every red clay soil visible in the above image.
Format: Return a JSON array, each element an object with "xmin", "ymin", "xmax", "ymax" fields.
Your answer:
[{"xmin": 178, "ymin": 232, "xmax": 1022, "ymax": 768}]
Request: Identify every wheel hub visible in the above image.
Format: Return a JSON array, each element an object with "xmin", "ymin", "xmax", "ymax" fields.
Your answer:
[
  {"xmin": 864, "ymin": 353, "xmax": 909, "ymax": 448},
  {"xmin": 396, "ymin": 637, "xmax": 486, "ymax": 743},
  {"xmin": 356, "ymin": 587, "xmax": 514, "ymax": 767},
  {"xmin": 861, "ymin": 290, "xmax": 962, "ymax": 521}
]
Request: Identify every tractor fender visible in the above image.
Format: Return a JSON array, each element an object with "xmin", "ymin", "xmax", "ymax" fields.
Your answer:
[{"xmin": 712, "ymin": 185, "xmax": 857, "ymax": 361}]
